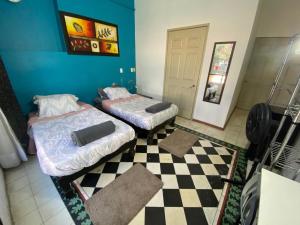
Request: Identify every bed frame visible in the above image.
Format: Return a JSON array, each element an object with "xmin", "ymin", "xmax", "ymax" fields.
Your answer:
[
  {"xmin": 94, "ymin": 100, "xmax": 176, "ymax": 144},
  {"xmin": 134, "ymin": 116, "xmax": 176, "ymax": 144},
  {"xmin": 58, "ymin": 138, "xmax": 137, "ymax": 197}
]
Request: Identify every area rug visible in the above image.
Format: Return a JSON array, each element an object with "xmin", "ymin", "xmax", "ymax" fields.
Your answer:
[
  {"xmin": 85, "ymin": 164, "xmax": 163, "ymax": 225},
  {"xmin": 158, "ymin": 129, "xmax": 199, "ymax": 158},
  {"xmin": 51, "ymin": 123, "xmax": 247, "ymax": 225}
]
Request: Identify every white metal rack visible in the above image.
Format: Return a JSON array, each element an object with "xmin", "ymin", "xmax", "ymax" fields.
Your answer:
[{"xmin": 258, "ymin": 34, "xmax": 300, "ymax": 180}]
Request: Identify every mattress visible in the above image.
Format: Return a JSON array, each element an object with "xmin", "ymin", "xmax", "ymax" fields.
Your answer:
[
  {"xmin": 102, "ymin": 95, "xmax": 178, "ymax": 130},
  {"xmin": 30, "ymin": 106, "xmax": 135, "ymax": 177}
]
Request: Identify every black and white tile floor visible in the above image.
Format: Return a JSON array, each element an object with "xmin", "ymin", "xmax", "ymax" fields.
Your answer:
[{"xmin": 74, "ymin": 125, "xmax": 236, "ymax": 225}]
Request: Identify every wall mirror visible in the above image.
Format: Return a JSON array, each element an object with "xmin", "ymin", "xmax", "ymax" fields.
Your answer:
[{"xmin": 203, "ymin": 41, "xmax": 236, "ymax": 104}]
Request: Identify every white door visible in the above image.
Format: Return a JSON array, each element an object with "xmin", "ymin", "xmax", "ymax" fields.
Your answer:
[{"xmin": 164, "ymin": 26, "xmax": 208, "ymax": 119}]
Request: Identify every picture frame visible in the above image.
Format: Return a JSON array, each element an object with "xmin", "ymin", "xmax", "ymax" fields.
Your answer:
[
  {"xmin": 203, "ymin": 41, "xmax": 236, "ymax": 104},
  {"xmin": 59, "ymin": 11, "xmax": 120, "ymax": 56}
]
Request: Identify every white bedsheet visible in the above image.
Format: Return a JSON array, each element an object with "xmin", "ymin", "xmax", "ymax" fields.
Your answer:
[
  {"xmin": 103, "ymin": 95, "xmax": 178, "ymax": 130},
  {"xmin": 31, "ymin": 108, "xmax": 135, "ymax": 177}
]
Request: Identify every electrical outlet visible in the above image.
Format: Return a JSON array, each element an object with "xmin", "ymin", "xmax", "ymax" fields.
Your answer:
[{"xmin": 119, "ymin": 68, "xmax": 124, "ymax": 73}]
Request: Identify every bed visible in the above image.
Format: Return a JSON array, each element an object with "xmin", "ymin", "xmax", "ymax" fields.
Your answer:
[
  {"xmin": 28, "ymin": 100, "xmax": 136, "ymax": 196},
  {"xmin": 95, "ymin": 88, "xmax": 178, "ymax": 143}
]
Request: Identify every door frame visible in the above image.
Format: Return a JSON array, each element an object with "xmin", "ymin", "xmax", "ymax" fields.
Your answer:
[{"xmin": 162, "ymin": 24, "xmax": 209, "ymax": 119}]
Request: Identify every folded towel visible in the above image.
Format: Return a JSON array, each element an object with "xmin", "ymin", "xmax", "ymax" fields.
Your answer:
[
  {"xmin": 145, "ymin": 102, "xmax": 172, "ymax": 113},
  {"xmin": 71, "ymin": 121, "xmax": 115, "ymax": 147}
]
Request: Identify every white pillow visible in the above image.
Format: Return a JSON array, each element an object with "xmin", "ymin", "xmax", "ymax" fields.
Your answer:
[
  {"xmin": 103, "ymin": 87, "xmax": 132, "ymax": 100},
  {"xmin": 33, "ymin": 94, "xmax": 81, "ymax": 117},
  {"xmin": 33, "ymin": 94, "xmax": 78, "ymax": 104}
]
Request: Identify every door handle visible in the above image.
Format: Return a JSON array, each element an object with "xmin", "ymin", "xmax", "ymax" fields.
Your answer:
[{"xmin": 189, "ymin": 85, "xmax": 196, "ymax": 88}]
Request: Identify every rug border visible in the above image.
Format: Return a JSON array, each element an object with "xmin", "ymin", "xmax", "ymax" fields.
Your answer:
[
  {"xmin": 213, "ymin": 150, "xmax": 239, "ymax": 225},
  {"xmin": 73, "ymin": 123, "xmax": 243, "ymax": 224},
  {"xmin": 52, "ymin": 123, "xmax": 246, "ymax": 225},
  {"xmin": 174, "ymin": 124, "xmax": 243, "ymax": 225}
]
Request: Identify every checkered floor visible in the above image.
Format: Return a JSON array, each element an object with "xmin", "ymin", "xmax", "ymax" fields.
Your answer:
[{"xmin": 73, "ymin": 125, "xmax": 237, "ymax": 225}]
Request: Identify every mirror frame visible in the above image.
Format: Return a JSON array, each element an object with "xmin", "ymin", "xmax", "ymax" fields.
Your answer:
[{"xmin": 203, "ymin": 41, "xmax": 236, "ymax": 104}]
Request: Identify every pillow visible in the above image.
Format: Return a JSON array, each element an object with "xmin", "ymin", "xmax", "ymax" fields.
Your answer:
[
  {"xmin": 97, "ymin": 88, "xmax": 109, "ymax": 100},
  {"xmin": 33, "ymin": 94, "xmax": 78, "ymax": 104},
  {"xmin": 33, "ymin": 94, "xmax": 81, "ymax": 117},
  {"xmin": 103, "ymin": 87, "xmax": 132, "ymax": 100}
]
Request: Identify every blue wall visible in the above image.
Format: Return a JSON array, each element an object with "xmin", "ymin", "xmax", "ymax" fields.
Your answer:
[
  {"xmin": 0, "ymin": 0, "xmax": 62, "ymax": 51},
  {"xmin": 0, "ymin": 0, "xmax": 135, "ymax": 114}
]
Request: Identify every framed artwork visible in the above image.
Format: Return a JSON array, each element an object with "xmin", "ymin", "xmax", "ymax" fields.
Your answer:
[
  {"xmin": 60, "ymin": 11, "xmax": 120, "ymax": 56},
  {"xmin": 203, "ymin": 41, "xmax": 236, "ymax": 104}
]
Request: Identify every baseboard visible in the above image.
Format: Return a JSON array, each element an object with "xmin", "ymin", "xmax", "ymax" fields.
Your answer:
[{"xmin": 192, "ymin": 119, "xmax": 225, "ymax": 130}]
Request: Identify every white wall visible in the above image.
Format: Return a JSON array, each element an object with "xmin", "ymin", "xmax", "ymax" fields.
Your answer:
[
  {"xmin": 256, "ymin": 0, "xmax": 300, "ymax": 37},
  {"xmin": 135, "ymin": 0, "xmax": 260, "ymax": 128},
  {"xmin": 226, "ymin": 0, "xmax": 262, "ymax": 120}
]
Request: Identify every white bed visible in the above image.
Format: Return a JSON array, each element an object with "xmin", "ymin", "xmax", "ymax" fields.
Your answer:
[
  {"xmin": 29, "ymin": 105, "xmax": 135, "ymax": 177},
  {"xmin": 102, "ymin": 94, "xmax": 178, "ymax": 130}
]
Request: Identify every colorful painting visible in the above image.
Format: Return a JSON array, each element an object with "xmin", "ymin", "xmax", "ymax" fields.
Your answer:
[
  {"xmin": 60, "ymin": 12, "xmax": 119, "ymax": 56},
  {"xmin": 203, "ymin": 42, "xmax": 236, "ymax": 104},
  {"xmin": 64, "ymin": 16, "xmax": 95, "ymax": 38},
  {"xmin": 69, "ymin": 37, "xmax": 92, "ymax": 52},
  {"xmin": 100, "ymin": 41, "xmax": 119, "ymax": 54},
  {"xmin": 95, "ymin": 23, "xmax": 118, "ymax": 41}
]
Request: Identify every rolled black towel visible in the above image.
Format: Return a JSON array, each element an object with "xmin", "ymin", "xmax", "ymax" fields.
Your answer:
[
  {"xmin": 71, "ymin": 121, "xmax": 115, "ymax": 147},
  {"xmin": 145, "ymin": 102, "xmax": 172, "ymax": 113}
]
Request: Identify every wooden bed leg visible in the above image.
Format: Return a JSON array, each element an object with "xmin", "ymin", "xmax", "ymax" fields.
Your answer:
[
  {"xmin": 59, "ymin": 178, "xmax": 74, "ymax": 198},
  {"xmin": 129, "ymin": 138, "xmax": 137, "ymax": 158},
  {"xmin": 170, "ymin": 117, "xmax": 176, "ymax": 126},
  {"xmin": 147, "ymin": 132, "xmax": 154, "ymax": 145}
]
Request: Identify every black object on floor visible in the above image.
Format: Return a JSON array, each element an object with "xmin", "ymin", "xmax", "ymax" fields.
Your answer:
[{"xmin": 223, "ymin": 103, "xmax": 276, "ymax": 186}]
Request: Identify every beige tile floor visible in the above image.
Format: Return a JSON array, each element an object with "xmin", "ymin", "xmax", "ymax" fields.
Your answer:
[
  {"xmin": 5, "ymin": 157, "xmax": 74, "ymax": 225},
  {"xmin": 176, "ymin": 108, "xmax": 250, "ymax": 149},
  {"xmin": 4, "ymin": 108, "xmax": 249, "ymax": 225}
]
